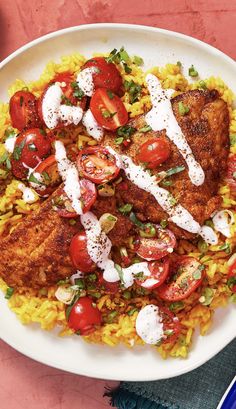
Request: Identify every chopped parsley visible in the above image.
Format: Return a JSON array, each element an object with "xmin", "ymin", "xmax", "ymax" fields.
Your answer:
[
  {"xmin": 5, "ymin": 287, "xmax": 14, "ymax": 299},
  {"xmin": 106, "ymin": 89, "xmax": 114, "ymax": 100},
  {"xmin": 127, "ymin": 308, "xmax": 138, "ymax": 316},
  {"xmin": 124, "ymin": 80, "xmax": 142, "ymax": 104},
  {"xmin": 114, "ymin": 263, "xmax": 124, "ymax": 284},
  {"xmin": 139, "ymin": 125, "xmax": 152, "ymax": 133},
  {"xmin": 118, "ymin": 203, "xmax": 133, "ymax": 214},
  {"xmin": 160, "ymin": 219, "xmax": 168, "ymax": 229},
  {"xmin": 61, "ymin": 95, "xmax": 73, "ymax": 106},
  {"xmin": 106, "ymin": 47, "xmax": 132, "ymax": 73},
  {"xmin": 169, "ymin": 301, "xmax": 184, "ymax": 311},
  {"xmin": 168, "ymin": 194, "xmax": 177, "ymax": 206},
  {"xmin": 188, "ymin": 65, "xmax": 199, "ymax": 77},
  {"xmin": 165, "ymin": 165, "xmax": 185, "ymax": 177},
  {"xmin": 71, "ymin": 81, "xmax": 85, "ymax": 100},
  {"xmin": 133, "ymin": 55, "xmax": 144, "ymax": 66},
  {"xmin": 198, "ymin": 80, "xmax": 207, "ymax": 89},
  {"xmin": 28, "ymin": 173, "xmax": 43, "ymax": 185},
  {"xmin": 115, "ymin": 125, "xmax": 136, "ymax": 145},
  {"xmin": 178, "ymin": 101, "xmax": 190, "ymax": 116},
  {"xmin": 107, "ymin": 215, "xmax": 117, "ymax": 222},
  {"xmin": 13, "ymin": 140, "xmax": 25, "ymax": 161},
  {"xmin": 102, "ymin": 109, "xmax": 117, "ymax": 118},
  {"xmin": 219, "ymin": 242, "xmax": 231, "ymax": 254},
  {"xmin": 107, "ymin": 311, "xmax": 118, "ymax": 323},
  {"xmin": 176, "ymin": 61, "xmax": 182, "ymax": 67}
]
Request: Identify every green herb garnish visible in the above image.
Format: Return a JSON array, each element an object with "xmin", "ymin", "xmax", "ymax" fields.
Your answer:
[
  {"xmin": 219, "ymin": 242, "xmax": 231, "ymax": 254},
  {"xmin": 165, "ymin": 165, "xmax": 185, "ymax": 177},
  {"xmin": 5, "ymin": 287, "xmax": 14, "ymax": 299},
  {"xmin": 133, "ymin": 55, "xmax": 144, "ymax": 66},
  {"xmin": 188, "ymin": 65, "xmax": 199, "ymax": 77},
  {"xmin": 139, "ymin": 125, "xmax": 152, "ymax": 133},
  {"xmin": 118, "ymin": 203, "xmax": 133, "ymax": 214},
  {"xmin": 160, "ymin": 219, "xmax": 168, "ymax": 229},
  {"xmin": 28, "ymin": 173, "xmax": 43, "ymax": 185},
  {"xmin": 114, "ymin": 264, "xmax": 124, "ymax": 284},
  {"xmin": 13, "ymin": 140, "xmax": 25, "ymax": 161},
  {"xmin": 127, "ymin": 308, "xmax": 138, "ymax": 316},
  {"xmin": 106, "ymin": 90, "xmax": 114, "ymax": 100},
  {"xmin": 230, "ymin": 134, "xmax": 236, "ymax": 146},
  {"xmin": 169, "ymin": 301, "xmax": 184, "ymax": 311},
  {"xmin": 124, "ymin": 80, "xmax": 142, "ymax": 104},
  {"xmin": 178, "ymin": 101, "xmax": 190, "ymax": 116}
]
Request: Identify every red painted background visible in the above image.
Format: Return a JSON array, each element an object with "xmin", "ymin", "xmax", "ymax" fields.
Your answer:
[{"xmin": 0, "ymin": 1, "xmax": 235, "ymax": 408}]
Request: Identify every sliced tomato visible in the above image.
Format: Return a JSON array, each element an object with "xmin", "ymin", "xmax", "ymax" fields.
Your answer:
[
  {"xmin": 28, "ymin": 155, "xmax": 60, "ymax": 196},
  {"xmin": 69, "ymin": 231, "xmax": 96, "ymax": 273},
  {"xmin": 226, "ymin": 154, "xmax": 236, "ymax": 192},
  {"xmin": 159, "ymin": 307, "xmax": 181, "ymax": 344},
  {"xmin": 227, "ymin": 260, "xmax": 236, "ymax": 293},
  {"xmin": 77, "ymin": 146, "xmax": 120, "ymax": 184},
  {"xmin": 51, "ymin": 72, "xmax": 87, "ymax": 109},
  {"xmin": 136, "ymin": 257, "xmax": 170, "ymax": 289},
  {"xmin": 9, "ymin": 91, "xmax": 42, "ymax": 131},
  {"xmin": 83, "ymin": 57, "xmax": 122, "ymax": 93},
  {"xmin": 136, "ymin": 138, "xmax": 171, "ymax": 169},
  {"xmin": 157, "ymin": 256, "xmax": 205, "ymax": 301},
  {"xmin": 68, "ymin": 297, "xmax": 102, "ymax": 335},
  {"xmin": 136, "ymin": 227, "xmax": 176, "ymax": 261},
  {"xmin": 11, "ymin": 128, "xmax": 52, "ymax": 179},
  {"xmin": 97, "ymin": 274, "xmax": 120, "ymax": 294},
  {"xmin": 53, "ymin": 179, "xmax": 97, "ymax": 217},
  {"xmin": 90, "ymin": 88, "xmax": 128, "ymax": 131}
]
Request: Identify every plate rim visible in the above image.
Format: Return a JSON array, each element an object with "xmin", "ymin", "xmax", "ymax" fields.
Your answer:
[{"xmin": 0, "ymin": 22, "xmax": 235, "ymax": 381}]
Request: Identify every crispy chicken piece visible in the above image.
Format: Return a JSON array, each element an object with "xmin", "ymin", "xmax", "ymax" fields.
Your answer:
[
  {"xmin": 103, "ymin": 89, "xmax": 230, "ymax": 238},
  {"xmin": 0, "ymin": 190, "xmax": 80, "ymax": 288}
]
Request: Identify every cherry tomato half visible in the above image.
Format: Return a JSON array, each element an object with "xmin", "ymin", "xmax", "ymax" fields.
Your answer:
[
  {"xmin": 29, "ymin": 155, "xmax": 60, "ymax": 196},
  {"xmin": 53, "ymin": 179, "xmax": 97, "ymax": 217},
  {"xmin": 51, "ymin": 72, "xmax": 87, "ymax": 109},
  {"xmin": 157, "ymin": 256, "xmax": 205, "ymax": 301},
  {"xmin": 227, "ymin": 260, "xmax": 236, "ymax": 293},
  {"xmin": 11, "ymin": 128, "xmax": 52, "ymax": 179},
  {"xmin": 68, "ymin": 297, "xmax": 102, "ymax": 335},
  {"xmin": 83, "ymin": 57, "xmax": 122, "ymax": 93},
  {"xmin": 97, "ymin": 273, "xmax": 120, "ymax": 294},
  {"xmin": 226, "ymin": 154, "xmax": 236, "ymax": 192},
  {"xmin": 159, "ymin": 307, "xmax": 181, "ymax": 344},
  {"xmin": 136, "ymin": 138, "xmax": 171, "ymax": 169},
  {"xmin": 90, "ymin": 88, "xmax": 128, "ymax": 131},
  {"xmin": 69, "ymin": 231, "xmax": 96, "ymax": 273},
  {"xmin": 77, "ymin": 146, "xmax": 120, "ymax": 184},
  {"xmin": 136, "ymin": 227, "xmax": 176, "ymax": 261},
  {"xmin": 9, "ymin": 91, "xmax": 42, "ymax": 131},
  {"xmin": 136, "ymin": 257, "xmax": 170, "ymax": 289}
]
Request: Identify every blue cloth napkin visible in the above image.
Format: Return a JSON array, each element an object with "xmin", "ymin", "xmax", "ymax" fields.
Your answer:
[{"xmin": 107, "ymin": 339, "xmax": 236, "ymax": 409}]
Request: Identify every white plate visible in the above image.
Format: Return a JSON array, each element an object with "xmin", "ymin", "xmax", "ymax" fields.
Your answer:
[{"xmin": 0, "ymin": 23, "xmax": 235, "ymax": 381}]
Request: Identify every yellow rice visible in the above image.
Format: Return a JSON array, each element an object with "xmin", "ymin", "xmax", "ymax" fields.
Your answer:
[{"xmin": 0, "ymin": 52, "xmax": 236, "ymax": 359}]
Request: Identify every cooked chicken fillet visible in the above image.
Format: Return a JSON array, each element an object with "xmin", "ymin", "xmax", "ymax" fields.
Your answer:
[
  {"xmin": 0, "ymin": 190, "xmax": 80, "ymax": 288},
  {"xmin": 103, "ymin": 89, "xmax": 230, "ymax": 238},
  {"xmin": 0, "ymin": 89, "xmax": 230, "ymax": 289}
]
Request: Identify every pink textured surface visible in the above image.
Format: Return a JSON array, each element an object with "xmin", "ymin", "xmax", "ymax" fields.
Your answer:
[{"xmin": 0, "ymin": 1, "xmax": 235, "ymax": 409}]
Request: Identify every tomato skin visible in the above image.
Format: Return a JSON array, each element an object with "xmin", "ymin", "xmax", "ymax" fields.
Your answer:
[
  {"xmin": 11, "ymin": 128, "xmax": 52, "ymax": 179},
  {"xmin": 228, "ymin": 260, "xmax": 236, "ymax": 293},
  {"xmin": 69, "ymin": 231, "xmax": 96, "ymax": 273},
  {"xmin": 83, "ymin": 57, "xmax": 122, "ymax": 93},
  {"xmin": 97, "ymin": 274, "xmax": 120, "ymax": 294},
  {"xmin": 226, "ymin": 154, "xmax": 236, "ymax": 192},
  {"xmin": 136, "ymin": 257, "xmax": 170, "ymax": 289},
  {"xmin": 54, "ymin": 179, "xmax": 97, "ymax": 217},
  {"xmin": 157, "ymin": 256, "xmax": 205, "ymax": 301},
  {"xmin": 137, "ymin": 138, "xmax": 171, "ymax": 169},
  {"xmin": 51, "ymin": 72, "xmax": 87, "ymax": 109},
  {"xmin": 90, "ymin": 88, "xmax": 128, "ymax": 131},
  {"xmin": 9, "ymin": 91, "xmax": 42, "ymax": 131},
  {"xmin": 30, "ymin": 155, "xmax": 60, "ymax": 196},
  {"xmin": 159, "ymin": 307, "xmax": 181, "ymax": 344},
  {"xmin": 136, "ymin": 227, "xmax": 176, "ymax": 261},
  {"xmin": 77, "ymin": 146, "xmax": 120, "ymax": 184},
  {"xmin": 68, "ymin": 297, "xmax": 102, "ymax": 335},
  {"xmin": 37, "ymin": 72, "xmax": 87, "ymax": 127}
]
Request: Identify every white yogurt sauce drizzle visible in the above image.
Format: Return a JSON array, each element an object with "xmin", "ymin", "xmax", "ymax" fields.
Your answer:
[
  {"xmin": 42, "ymin": 84, "xmax": 83, "ymax": 129},
  {"xmin": 82, "ymin": 109, "xmax": 104, "ymax": 141},
  {"xmin": 76, "ymin": 67, "xmax": 97, "ymax": 97},
  {"xmin": 107, "ymin": 147, "xmax": 218, "ymax": 244},
  {"xmin": 55, "ymin": 140, "xmax": 82, "ymax": 214},
  {"xmin": 80, "ymin": 211, "xmax": 152, "ymax": 287},
  {"xmin": 18, "ymin": 183, "xmax": 37, "ymax": 203},
  {"xmin": 4, "ymin": 135, "xmax": 17, "ymax": 153},
  {"xmin": 135, "ymin": 305, "xmax": 164, "ymax": 345},
  {"xmin": 145, "ymin": 74, "xmax": 205, "ymax": 187}
]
